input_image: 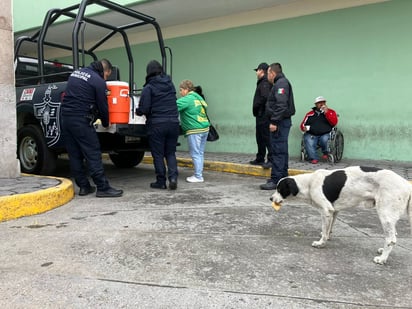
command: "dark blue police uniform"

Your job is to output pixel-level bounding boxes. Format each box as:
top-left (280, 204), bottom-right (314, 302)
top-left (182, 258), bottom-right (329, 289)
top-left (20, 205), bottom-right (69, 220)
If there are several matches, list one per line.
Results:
top-left (136, 61), bottom-right (179, 189)
top-left (252, 75), bottom-right (272, 165)
top-left (261, 73), bottom-right (295, 190)
top-left (61, 62), bottom-right (121, 197)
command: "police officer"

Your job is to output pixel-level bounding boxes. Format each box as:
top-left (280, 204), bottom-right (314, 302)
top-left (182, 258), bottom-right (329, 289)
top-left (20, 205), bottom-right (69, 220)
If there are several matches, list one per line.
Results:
top-left (61, 59), bottom-right (123, 197)
top-left (136, 60), bottom-right (180, 190)
top-left (250, 62), bottom-right (272, 169)
top-left (260, 62), bottom-right (295, 190)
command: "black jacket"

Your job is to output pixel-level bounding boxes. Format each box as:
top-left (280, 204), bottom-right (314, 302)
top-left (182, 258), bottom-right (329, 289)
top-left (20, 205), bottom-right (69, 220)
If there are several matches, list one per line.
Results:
top-left (136, 74), bottom-right (179, 126)
top-left (265, 73), bottom-right (295, 125)
top-left (62, 65), bottom-right (109, 126)
top-left (253, 75), bottom-right (271, 117)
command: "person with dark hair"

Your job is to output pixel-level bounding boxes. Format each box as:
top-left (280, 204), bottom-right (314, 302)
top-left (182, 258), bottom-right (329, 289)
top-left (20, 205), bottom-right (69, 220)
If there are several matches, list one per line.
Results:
top-left (194, 85), bottom-right (205, 99)
top-left (273, 62), bottom-right (282, 72)
top-left (61, 58), bottom-right (123, 197)
top-left (250, 62), bottom-right (272, 169)
top-left (260, 62), bottom-right (295, 190)
top-left (136, 60), bottom-right (180, 190)
top-left (177, 80), bottom-right (210, 183)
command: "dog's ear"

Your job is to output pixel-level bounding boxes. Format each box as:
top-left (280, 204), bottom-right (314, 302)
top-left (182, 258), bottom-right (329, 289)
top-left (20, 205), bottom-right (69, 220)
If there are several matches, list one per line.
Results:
top-left (276, 179), bottom-right (286, 197)
top-left (286, 178), bottom-right (299, 196)
top-left (277, 178), bottom-right (293, 198)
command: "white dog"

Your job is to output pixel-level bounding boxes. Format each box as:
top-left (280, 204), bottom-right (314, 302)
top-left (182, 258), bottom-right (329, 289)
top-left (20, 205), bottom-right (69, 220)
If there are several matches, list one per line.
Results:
top-left (270, 166), bottom-right (412, 264)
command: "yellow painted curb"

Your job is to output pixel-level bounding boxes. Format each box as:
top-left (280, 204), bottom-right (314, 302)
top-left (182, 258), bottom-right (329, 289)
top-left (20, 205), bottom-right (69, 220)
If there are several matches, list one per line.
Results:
top-left (143, 156), bottom-right (312, 178)
top-left (144, 156), bottom-right (412, 182)
top-left (0, 175), bottom-right (74, 222)
top-left (24, 154), bottom-right (412, 182)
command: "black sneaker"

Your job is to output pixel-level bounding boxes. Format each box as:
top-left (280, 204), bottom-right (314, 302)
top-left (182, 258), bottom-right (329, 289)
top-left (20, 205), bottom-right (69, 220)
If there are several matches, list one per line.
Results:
top-left (150, 182), bottom-right (167, 189)
top-left (262, 161), bottom-right (272, 169)
top-left (249, 159), bottom-right (264, 166)
top-left (79, 186), bottom-right (96, 196)
top-left (96, 187), bottom-right (123, 197)
top-left (260, 181), bottom-right (277, 190)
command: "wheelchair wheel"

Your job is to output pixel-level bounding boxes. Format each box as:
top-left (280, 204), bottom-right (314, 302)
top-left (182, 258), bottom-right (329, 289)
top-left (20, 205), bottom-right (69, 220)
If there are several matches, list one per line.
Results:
top-left (300, 138), bottom-right (308, 161)
top-left (328, 130), bottom-right (344, 163)
top-left (326, 128), bottom-right (344, 163)
top-left (301, 150), bottom-right (307, 161)
top-left (328, 153), bottom-right (335, 164)
top-left (333, 131), bottom-right (344, 162)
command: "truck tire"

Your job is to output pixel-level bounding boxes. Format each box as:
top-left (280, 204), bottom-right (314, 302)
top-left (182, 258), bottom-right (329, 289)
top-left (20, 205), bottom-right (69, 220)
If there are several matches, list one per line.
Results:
top-left (17, 125), bottom-right (57, 175)
top-left (109, 151), bottom-right (145, 168)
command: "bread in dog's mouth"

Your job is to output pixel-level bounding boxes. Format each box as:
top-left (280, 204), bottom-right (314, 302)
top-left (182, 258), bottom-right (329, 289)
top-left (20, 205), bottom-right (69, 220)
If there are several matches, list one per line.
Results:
top-left (271, 201), bottom-right (282, 211)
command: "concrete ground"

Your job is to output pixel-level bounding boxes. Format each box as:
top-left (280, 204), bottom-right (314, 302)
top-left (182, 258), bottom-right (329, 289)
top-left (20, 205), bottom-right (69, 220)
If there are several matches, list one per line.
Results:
top-left (1, 152), bottom-right (411, 222)
top-left (0, 155), bottom-right (411, 308)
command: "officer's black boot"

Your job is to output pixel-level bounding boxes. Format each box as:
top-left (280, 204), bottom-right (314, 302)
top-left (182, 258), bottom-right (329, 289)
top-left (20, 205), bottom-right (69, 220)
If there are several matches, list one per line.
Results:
top-left (150, 182), bottom-right (167, 189)
top-left (96, 186), bottom-right (123, 197)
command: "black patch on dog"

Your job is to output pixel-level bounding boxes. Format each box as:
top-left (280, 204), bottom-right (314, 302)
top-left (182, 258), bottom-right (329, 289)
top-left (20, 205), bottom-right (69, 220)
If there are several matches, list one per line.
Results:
top-left (322, 171), bottom-right (347, 204)
top-left (277, 178), bottom-right (299, 198)
top-left (360, 166), bottom-right (382, 173)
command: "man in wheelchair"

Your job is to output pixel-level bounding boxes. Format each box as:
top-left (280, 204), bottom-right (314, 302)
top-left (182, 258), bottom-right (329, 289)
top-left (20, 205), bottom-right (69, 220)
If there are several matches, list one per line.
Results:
top-left (300, 96), bottom-right (338, 164)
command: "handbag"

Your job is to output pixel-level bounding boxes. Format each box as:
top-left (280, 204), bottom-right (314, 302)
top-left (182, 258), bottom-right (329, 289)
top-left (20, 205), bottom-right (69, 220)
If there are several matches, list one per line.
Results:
top-left (201, 101), bottom-right (219, 142)
top-left (207, 124), bottom-right (219, 142)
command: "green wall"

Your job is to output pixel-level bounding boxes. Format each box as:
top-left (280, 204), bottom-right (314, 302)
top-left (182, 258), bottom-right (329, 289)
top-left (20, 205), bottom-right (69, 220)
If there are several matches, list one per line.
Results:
top-left (14, 0), bottom-right (412, 161)
top-left (128, 0), bottom-right (412, 161)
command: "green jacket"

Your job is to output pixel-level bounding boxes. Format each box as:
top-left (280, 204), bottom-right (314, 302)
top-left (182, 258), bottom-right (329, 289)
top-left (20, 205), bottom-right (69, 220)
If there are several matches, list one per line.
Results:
top-left (177, 91), bottom-right (210, 136)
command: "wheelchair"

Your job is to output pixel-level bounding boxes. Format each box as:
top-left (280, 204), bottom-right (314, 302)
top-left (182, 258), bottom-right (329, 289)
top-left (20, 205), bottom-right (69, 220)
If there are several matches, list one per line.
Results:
top-left (300, 127), bottom-right (344, 163)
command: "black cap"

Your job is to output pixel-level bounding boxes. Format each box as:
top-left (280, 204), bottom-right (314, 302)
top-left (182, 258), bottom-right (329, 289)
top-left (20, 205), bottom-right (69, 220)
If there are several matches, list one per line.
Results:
top-left (254, 62), bottom-right (269, 71)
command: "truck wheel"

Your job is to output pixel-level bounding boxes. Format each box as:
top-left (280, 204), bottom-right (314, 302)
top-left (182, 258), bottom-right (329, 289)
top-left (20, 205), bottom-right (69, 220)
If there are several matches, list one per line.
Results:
top-left (109, 151), bottom-right (145, 168)
top-left (17, 125), bottom-right (57, 175)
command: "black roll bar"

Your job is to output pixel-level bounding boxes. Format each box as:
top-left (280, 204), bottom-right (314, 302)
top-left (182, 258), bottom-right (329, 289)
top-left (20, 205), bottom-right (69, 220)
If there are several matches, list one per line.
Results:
top-left (15, 0), bottom-right (170, 87)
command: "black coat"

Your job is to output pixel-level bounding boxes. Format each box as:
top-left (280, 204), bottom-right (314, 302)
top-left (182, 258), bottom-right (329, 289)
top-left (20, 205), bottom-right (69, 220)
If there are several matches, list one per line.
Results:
top-left (62, 65), bottom-right (109, 127)
top-left (253, 75), bottom-right (271, 117)
top-left (265, 73), bottom-right (295, 125)
top-left (136, 74), bottom-right (179, 126)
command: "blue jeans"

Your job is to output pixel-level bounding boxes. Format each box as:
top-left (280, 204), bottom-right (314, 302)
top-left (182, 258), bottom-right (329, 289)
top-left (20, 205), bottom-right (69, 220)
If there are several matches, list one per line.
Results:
top-left (304, 132), bottom-right (329, 160)
top-left (187, 132), bottom-right (208, 178)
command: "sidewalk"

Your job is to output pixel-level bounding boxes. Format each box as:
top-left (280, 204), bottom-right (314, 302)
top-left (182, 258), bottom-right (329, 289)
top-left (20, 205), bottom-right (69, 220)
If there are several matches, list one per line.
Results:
top-left (0, 174), bottom-right (74, 222)
top-left (1, 151), bottom-right (411, 222)
top-left (194, 151), bottom-right (412, 180)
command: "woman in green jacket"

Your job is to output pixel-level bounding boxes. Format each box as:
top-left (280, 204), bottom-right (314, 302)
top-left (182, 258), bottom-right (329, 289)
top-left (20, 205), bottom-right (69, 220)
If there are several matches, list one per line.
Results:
top-left (177, 80), bottom-right (210, 183)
